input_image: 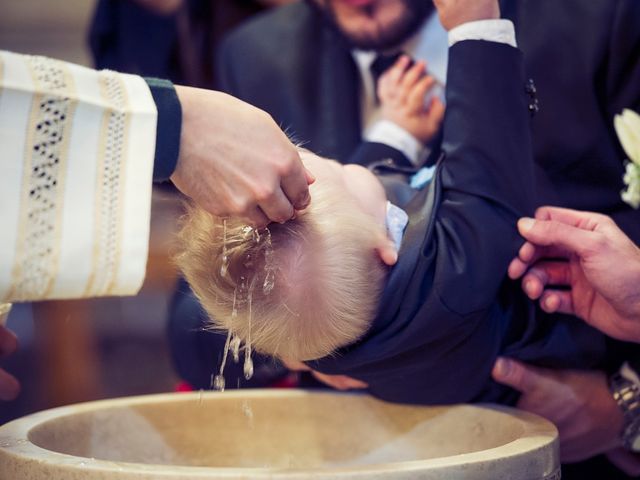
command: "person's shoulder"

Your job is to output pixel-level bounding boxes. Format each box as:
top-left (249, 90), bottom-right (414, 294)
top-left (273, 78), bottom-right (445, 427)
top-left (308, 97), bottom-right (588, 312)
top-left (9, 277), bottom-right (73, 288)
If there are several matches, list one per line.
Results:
top-left (221, 2), bottom-right (320, 53)
top-left (504, 0), bottom-right (637, 29)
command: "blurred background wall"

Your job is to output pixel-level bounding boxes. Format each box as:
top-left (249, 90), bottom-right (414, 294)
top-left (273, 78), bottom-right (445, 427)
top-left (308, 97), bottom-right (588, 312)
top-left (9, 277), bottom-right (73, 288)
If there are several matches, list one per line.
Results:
top-left (0, 0), bottom-right (94, 65)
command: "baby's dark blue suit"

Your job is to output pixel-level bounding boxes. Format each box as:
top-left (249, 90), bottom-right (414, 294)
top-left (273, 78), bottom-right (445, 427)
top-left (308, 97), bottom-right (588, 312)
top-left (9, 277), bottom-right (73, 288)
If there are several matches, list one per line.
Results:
top-left (305, 39), bottom-right (606, 405)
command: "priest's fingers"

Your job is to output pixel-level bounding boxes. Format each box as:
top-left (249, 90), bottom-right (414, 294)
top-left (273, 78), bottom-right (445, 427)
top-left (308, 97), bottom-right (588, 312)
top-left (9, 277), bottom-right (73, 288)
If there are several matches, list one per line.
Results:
top-left (0, 369), bottom-right (20, 401)
top-left (279, 161), bottom-right (314, 212)
top-left (491, 357), bottom-right (557, 395)
top-left (243, 206), bottom-right (270, 229)
top-left (520, 261), bottom-right (571, 300)
top-left (258, 187), bottom-right (294, 225)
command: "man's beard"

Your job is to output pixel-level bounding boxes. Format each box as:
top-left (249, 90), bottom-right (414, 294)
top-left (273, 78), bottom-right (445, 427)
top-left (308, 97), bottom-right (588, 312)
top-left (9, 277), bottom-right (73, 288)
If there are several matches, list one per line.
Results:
top-left (308, 0), bottom-right (434, 51)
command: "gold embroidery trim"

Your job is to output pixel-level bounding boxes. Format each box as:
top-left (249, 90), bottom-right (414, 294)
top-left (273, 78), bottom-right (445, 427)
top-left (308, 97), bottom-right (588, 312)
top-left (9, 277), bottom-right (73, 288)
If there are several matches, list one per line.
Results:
top-left (84, 72), bottom-right (130, 297)
top-left (7, 55), bottom-right (77, 301)
top-left (107, 82), bottom-right (131, 296)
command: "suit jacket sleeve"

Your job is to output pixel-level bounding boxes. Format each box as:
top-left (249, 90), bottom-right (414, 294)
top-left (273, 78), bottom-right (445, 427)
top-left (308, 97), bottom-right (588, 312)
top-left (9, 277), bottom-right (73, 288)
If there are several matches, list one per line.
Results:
top-left (428, 40), bottom-right (534, 315)
top-left (375, 40), bottom-right (536, 402)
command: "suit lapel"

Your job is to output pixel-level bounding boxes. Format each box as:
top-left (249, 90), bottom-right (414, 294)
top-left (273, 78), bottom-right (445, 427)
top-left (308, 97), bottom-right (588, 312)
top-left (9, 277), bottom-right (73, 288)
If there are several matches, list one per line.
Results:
top-left (316, 29), bottom-right (362, 161)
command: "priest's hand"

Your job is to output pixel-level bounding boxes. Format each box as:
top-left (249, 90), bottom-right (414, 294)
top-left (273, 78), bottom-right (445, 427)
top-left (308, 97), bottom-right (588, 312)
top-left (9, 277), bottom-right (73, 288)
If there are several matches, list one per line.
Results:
top-left (0, 326), bottom-right (19, 401)
top-left (509, 206), bottom-right (640, 343)
top-left (172, 87), bottom-right (314, 227)
top-left (492, 357), bottom-right (623, 463)
top-left (433, 0), bottom-right (500, 31)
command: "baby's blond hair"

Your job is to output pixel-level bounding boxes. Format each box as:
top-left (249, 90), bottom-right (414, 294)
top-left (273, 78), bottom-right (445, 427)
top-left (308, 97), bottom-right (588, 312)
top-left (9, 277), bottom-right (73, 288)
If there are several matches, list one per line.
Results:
top-left (175, 173), bottom-right (387, 361)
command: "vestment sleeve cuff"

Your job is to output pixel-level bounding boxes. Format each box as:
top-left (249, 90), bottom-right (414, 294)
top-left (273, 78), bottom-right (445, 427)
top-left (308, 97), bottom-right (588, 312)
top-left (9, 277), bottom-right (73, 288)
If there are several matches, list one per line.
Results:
top-left (144, 77), bottom-right (182, 182)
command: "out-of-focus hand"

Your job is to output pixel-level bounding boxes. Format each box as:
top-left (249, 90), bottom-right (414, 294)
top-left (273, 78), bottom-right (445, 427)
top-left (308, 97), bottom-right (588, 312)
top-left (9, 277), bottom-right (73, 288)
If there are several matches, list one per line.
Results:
top-left (509, 206), bottom-right (640, 343)
top-left (433, 0), bottom-right (500, 31)
top-left (492, 357), bottom-right (623, 463)
top-left (283, 360), bottom-right (369, 391)
top-left (0, 325), bottom-right (19, 401)
top-left (172, 87), bottom-right (314, 227)
top-left (378, 56), bottom-right (445, 145)
top-left (606, 448), bottom-right (640, 477)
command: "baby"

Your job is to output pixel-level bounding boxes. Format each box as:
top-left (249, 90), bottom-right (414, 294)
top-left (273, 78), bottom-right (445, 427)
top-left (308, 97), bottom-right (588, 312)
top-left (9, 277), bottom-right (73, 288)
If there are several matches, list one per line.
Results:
top-left (175, 15), bottom-right (605, 405)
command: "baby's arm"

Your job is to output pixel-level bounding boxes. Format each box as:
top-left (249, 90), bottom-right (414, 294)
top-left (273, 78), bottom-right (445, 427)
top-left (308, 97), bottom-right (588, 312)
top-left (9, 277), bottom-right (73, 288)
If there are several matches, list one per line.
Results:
top-left (377, 57), bottom-right (445, 146)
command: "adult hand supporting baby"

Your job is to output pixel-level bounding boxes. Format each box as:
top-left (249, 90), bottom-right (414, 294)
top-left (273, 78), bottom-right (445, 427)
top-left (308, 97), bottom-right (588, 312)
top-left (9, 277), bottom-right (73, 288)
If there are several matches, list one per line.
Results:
top-left (491, 358), bottom-right (625, 464)
top-left (0, 325), bottom-right (20, 401)
top-left (508, 206), bottom-right (640, 343)
top-left (171, 87), bottom-right (314, 227)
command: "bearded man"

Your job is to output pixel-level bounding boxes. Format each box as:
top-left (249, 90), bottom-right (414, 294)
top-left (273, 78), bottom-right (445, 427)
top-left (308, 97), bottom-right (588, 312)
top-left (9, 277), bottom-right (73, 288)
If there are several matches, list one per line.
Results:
top-left (215, 0), bottom-right (640, 245)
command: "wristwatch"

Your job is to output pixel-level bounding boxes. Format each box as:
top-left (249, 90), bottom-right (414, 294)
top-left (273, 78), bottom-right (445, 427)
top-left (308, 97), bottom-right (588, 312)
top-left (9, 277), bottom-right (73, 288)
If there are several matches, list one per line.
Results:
top-left (610, 365), bottom-right (640, 452)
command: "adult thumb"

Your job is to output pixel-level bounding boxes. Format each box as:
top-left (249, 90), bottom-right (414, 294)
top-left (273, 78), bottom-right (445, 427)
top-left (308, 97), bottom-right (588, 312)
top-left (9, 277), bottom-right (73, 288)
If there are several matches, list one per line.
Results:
top-left (491, 357), bottom-right (549, 394)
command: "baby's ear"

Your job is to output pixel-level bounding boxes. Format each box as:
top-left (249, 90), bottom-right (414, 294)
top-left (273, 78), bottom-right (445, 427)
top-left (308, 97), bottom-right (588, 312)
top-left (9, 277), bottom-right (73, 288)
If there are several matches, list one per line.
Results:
top-left (375, 235), bottom-right (398, 266)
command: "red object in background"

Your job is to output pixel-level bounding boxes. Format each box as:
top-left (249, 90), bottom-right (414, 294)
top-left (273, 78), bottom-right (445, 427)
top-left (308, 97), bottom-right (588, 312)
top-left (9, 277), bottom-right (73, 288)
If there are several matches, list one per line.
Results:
top-left (174, 373), bottom-right (299, 393)
top-left (175, 381), bottom-right (194, 392)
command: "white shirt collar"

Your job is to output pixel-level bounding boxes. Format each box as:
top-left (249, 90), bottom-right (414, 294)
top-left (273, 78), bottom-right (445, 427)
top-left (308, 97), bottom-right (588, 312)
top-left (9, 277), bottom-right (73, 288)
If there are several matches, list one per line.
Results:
top-left (386, 201), bottom-right (409, 251)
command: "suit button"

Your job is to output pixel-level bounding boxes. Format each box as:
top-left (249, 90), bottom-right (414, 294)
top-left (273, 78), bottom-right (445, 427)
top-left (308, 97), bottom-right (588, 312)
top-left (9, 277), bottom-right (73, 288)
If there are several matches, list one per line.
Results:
top-left (525, 78), bottom-right (537, 95)
top-left (528, 99), bottom-right (540, 116)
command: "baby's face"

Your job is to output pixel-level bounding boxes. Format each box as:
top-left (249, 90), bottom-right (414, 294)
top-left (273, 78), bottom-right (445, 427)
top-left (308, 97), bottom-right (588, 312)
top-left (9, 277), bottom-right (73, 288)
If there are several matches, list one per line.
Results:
top-left (301, 152), bottom-right (388, 225)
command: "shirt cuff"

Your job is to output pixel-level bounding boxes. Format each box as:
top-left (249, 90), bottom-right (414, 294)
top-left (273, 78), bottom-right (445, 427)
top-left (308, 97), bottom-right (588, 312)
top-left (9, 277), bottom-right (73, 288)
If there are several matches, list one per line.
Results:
top-left (364, 120), bottom-right (424, 166)
top-left (144, 77), bottom-right (182, 182)
top-left (448, 19), bottom-right (517, 48)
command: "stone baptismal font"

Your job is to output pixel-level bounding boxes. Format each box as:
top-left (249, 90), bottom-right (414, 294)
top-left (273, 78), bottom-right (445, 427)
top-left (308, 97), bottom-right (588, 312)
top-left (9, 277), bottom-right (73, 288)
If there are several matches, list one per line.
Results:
top-left (0, 389), bottom-right (559, 479)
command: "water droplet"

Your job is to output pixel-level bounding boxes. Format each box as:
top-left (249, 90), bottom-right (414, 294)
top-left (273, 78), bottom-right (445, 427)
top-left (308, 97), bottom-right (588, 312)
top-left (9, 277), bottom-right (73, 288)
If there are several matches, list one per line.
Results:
top-left (213, 330), bottom-right (233, 392)
top-left (244, 288), bottom-right (254, 380)
top-left (242, 225), bottom-right (253, 239)
top-left (220, 255), bottom-right (229, 277)
top-left (220, 219), bottom-right (229, 277)
top-left (243, 253), bottom-right (254, 269)
top-left (244, 354), bottom-right (254, 380)
top-left (213, 374), bottom-right (226, 391)
top-left (231, 288), bottom-right (238, 318)
top-left (231, 335), bottom-right (241, 363)
top-left (263, 270), bottom-right (275, 295)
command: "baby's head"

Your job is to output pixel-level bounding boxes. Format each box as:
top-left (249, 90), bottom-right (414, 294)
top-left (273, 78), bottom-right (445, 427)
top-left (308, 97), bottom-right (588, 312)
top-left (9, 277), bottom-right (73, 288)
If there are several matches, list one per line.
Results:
top-left (176, 152), bottom-right (398, 361)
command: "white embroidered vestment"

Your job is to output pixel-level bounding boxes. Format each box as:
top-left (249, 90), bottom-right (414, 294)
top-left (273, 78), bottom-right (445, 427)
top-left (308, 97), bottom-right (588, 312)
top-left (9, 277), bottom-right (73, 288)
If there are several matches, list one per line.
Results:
top-left (0, 50), bottom-right (157, 302)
